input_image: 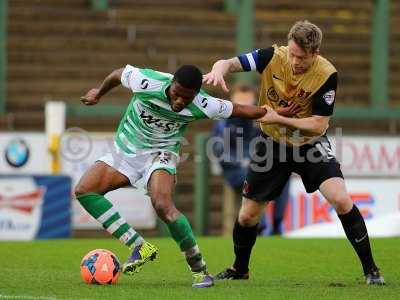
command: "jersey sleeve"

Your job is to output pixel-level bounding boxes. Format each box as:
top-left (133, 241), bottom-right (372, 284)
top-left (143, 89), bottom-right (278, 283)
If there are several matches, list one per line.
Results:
top-left (312, 72), bottom-right (338, 116)
top-left (237, 47), bottom-right (274, 73)
top-left (121, 64), bottom-right (169, 93)
top-left (192, 93), bottom-right (233, 120)
top-left (121, 64), bottom-right (141, 91)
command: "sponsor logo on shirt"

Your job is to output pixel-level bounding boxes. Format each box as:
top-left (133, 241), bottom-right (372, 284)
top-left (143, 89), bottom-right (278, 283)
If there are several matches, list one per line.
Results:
top-left (140, 79), bottom-right (149, 89)
top-left (200, 97), bottom-right (208, 108)
top-left (135, 103), bottom-right (182, 133)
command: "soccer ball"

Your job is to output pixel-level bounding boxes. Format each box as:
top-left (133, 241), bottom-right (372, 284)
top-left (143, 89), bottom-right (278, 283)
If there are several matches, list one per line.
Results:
top-left (80, 249), bottom-right (121, 285)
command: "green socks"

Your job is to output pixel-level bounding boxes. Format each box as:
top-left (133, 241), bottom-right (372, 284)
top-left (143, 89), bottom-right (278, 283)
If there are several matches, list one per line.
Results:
top-left (77, 194), bottom-right (206, 271)
top-left (77, 193), bottom-right (144, 248)
top-left (167, 214), bottom-right (206, 272)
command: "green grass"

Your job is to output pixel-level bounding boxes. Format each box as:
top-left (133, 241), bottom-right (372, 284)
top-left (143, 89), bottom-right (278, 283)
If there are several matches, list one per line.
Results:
top-left (0, 237), bottom-right (399, 300)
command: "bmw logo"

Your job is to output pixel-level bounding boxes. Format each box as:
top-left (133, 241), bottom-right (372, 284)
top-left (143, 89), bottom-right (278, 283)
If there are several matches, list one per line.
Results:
top-left (4, 138), bottom-right (30, 168)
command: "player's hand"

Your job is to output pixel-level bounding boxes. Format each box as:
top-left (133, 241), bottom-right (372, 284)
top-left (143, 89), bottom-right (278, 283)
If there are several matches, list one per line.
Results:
top-left (257, 105), bottom-right (280, 124)
top-left (275, 101), bottom-right (302, 117)
top-left (80, 88), bottom-right (101, 105)
top-left (203, 61), bottom-right (229, 92)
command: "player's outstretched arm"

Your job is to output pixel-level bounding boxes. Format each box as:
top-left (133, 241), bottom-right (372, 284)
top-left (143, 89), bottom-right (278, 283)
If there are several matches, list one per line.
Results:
top-left (203, 57), bottom-right (243, 92)
top-left (227, 102), bottom-right (300, 120)
top-left (258, 105), bottom-right (329, 135)
top-left (230, 103), bottom-right (267, 119)
top-left (80, 68), bottom-right (124, 105)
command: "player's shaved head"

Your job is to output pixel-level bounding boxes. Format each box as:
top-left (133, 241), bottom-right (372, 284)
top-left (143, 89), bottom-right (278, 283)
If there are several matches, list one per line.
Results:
top-left (173, 65), bottom-right (203, 92)
top-left (168, 65), bottom-right (203, 112)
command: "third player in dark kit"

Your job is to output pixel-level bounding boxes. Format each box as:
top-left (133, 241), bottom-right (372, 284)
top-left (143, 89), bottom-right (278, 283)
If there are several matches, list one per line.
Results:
top-left (204, 20), bottom-right (384, 285)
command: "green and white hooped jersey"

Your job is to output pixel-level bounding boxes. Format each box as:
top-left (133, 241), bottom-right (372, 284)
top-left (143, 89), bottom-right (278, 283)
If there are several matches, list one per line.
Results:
top-left (116, 65), bottom-right (233, 156)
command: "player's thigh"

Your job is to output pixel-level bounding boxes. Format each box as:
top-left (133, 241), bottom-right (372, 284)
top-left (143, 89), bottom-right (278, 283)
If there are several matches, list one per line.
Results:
top-left (295, 136), bottom-right (343, 194)
top-left (238, 197), bottom-right (267, 226)
top-left (146, 151), bottom-right (178, 207)
top-left (75, 161), bottom-right (131, 195)
top-left (240, 139), bottom-right (291, 226)
top-left (148, 169), bottom-right (179, 221)
top-left (244, 134), bottom-right (292, 202)
top-left (148, 169), bottom-right (175, 199)
top-left (319, 177), bottom-right (352, 214)
top-left (244, 159), bottom-right (292, 203)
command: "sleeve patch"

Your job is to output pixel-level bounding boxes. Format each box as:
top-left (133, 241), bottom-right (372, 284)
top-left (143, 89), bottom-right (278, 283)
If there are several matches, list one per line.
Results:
top-left (121, 65), bottom-right (166, 93)
top-left (193, 94), bottom-right (233, 120)
top-left (218, 100), bottom-right (228, 114)
top-left (323, 90), bottom-right (335, 105)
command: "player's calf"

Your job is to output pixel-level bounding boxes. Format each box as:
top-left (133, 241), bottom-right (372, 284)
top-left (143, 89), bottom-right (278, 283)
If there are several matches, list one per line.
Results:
top-left (166, 213), bottom-right (214, 288)
top-left (149, 171), bottom-right (213, 287)
top-left (76, 192), bottom-right (145, 248)
top-left (337, 205), bottom-right (384, 285)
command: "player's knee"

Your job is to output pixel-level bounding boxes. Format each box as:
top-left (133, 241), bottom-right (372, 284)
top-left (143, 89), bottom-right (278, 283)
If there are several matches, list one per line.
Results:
top-left (74, 183), bottom-right (99, 199)
top-left (238, 210), bottom-right (260, 227)
top-left (153, 202), bottom-right (179, 223)
top-left (74, 184), bottom-right (88, 199)
top-left (151, 192), bottom-right (178, 223)
top-left (330, 192), bottom-right (352, 214)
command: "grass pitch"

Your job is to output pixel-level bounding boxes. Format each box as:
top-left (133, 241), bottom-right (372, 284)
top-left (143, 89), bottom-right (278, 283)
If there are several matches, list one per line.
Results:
top-left (0, 237), bottom-right (399, 300)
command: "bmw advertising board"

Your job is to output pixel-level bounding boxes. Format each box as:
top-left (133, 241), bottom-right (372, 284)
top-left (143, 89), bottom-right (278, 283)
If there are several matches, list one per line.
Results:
top-left (0, 133), bottom-right (49, 173)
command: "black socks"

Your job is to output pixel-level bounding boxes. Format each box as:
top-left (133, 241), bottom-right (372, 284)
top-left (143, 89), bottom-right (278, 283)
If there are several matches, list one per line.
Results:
top-left (338, 205), bottom-right (377, 274)
top-left (232, 219), bottom-right (258, 274)
top-left (232, 205), bottom-right (377, 276)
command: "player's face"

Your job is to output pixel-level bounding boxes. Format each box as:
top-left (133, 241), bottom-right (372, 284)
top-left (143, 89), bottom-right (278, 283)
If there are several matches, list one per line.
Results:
top-left (168, 81), bottom-right (198, 112)
top-left (287, 40), bottom-right (318, 75)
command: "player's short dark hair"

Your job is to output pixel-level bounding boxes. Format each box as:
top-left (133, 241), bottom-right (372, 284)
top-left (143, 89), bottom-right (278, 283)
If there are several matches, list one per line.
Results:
top-left (173, 65), bottom-right (203, 92)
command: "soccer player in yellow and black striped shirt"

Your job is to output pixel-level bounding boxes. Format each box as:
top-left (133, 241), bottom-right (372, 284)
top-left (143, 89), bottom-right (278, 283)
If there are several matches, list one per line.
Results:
top-left (204, 20), bottom-right (384, 285)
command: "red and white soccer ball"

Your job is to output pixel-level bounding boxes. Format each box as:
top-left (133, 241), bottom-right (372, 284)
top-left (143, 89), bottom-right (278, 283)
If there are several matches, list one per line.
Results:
top-left (80, 249), bottom-right (121, 285)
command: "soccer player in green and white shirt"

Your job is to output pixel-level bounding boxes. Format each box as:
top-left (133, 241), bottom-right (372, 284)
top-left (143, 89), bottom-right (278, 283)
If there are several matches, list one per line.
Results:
top-left (76, 64), bottom-right (267, 288)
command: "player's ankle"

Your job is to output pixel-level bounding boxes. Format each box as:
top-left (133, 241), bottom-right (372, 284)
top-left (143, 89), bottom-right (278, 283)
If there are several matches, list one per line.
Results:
top-left (231, 266), bottom-right (249, 275)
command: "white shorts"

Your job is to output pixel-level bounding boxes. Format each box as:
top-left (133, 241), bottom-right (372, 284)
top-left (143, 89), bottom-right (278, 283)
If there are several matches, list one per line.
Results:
top-left (97, 143), bottom-right (178, 190)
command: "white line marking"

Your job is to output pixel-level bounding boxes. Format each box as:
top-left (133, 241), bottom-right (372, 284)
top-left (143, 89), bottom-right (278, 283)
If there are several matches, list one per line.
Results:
top-left (0, 295), bottom-right (56, 300)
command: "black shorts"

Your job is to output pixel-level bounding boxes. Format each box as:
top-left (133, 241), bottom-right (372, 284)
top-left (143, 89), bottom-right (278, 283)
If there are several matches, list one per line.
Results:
top-left (242, 133), bottom-right (343, 202)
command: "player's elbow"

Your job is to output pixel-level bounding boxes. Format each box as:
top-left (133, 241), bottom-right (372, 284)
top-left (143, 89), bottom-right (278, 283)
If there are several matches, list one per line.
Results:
top-left (310, 117), bottom-right (329, 135)
top-left (315, 123), bottom-right (329, 136)
top-left (310, 124), bottom-right (327, 136)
